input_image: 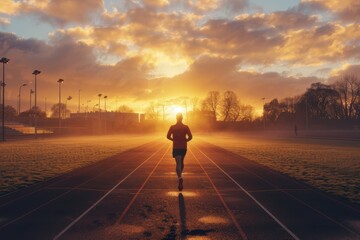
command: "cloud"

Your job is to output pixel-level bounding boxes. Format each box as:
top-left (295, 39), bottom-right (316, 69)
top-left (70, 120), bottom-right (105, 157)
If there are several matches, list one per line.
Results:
top-left (159, 56), bottom-right (317, 106)
top-left (0, 0), bottom-right (20, 15)
top-left (0, 31), bottom-right (151, 109)
top-left (187, 0), bottom-right (221, 12)
top-left (0, 18), bottom-right (11, 26)
top-left (46, 4), bottom-right (360, 79)
top-left (329, 64), bottom-right (360, 78)
top-left (19, 0), bottom-right (104, 26)
top-left (143, 0), bottom-right (170, 8)
top-left (300, 0), bottom-right (360, 22)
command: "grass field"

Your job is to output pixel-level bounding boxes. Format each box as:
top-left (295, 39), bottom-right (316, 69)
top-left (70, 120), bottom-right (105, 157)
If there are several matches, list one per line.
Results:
top-left (200, 132), bottom-right (360, 204)
top-left (0, 134), bottom-right (160, 194)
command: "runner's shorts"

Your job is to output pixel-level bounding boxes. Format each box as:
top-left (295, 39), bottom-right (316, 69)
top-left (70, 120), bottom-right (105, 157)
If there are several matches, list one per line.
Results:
top-left (173, 149), bottom-right (187, 158)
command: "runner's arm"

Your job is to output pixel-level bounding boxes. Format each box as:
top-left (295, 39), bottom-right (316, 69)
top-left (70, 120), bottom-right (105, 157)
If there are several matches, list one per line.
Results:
top-left (186, 126), bottom-right (193, 142)
top-left (167, 126), bottom-right (173, 141)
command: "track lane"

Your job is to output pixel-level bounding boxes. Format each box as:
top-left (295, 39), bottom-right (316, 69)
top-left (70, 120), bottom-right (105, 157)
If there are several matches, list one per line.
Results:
top-left (61, 143), bottom-right (243, 239)
top-left (189, 148), bottom-right (248, 239)
top-left (53, 144), bottom-right (171, 239)
top-left (0, 141), bottom-right (167, 239)
top-left (0, 141), bottom-right (162, 207)
top-left (193, 140), bottom-right (360, 239)
top-left (1, 139), bottom-right (360, 239)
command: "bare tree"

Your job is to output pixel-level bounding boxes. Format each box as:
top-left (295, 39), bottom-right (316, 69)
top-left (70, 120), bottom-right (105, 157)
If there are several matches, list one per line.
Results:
top-left (221, 90), bottom-right (239, 121)
top-left (334, 75), bottom-right (360, 120)
top-left (145, 102), bottom-right (160, 120)
top-left (202, 91), bottom-right (220, 121)
top-left (190, 97), bottom-right (199, 112)
top-left (51, 103), bottom-right (70, 119)
top-left (238, 104), bottom-right (254, 121)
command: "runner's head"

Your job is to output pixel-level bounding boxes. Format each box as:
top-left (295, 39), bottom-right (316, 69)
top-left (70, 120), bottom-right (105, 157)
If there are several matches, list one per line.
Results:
top-left (176, 112), bottom-right (183, 122)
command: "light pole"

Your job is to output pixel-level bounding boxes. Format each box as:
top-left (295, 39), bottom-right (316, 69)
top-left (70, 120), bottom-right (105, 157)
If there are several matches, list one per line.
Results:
top-left (32, 70), bottom-right (41, 138)
top-left (18, 83), bottom-right (27, 115)
top-left (98, 94), bottom-right (102, 112)
top-left (30, 89), bottom-right (34, 110)
top-left (1, 57), bottom-right (10, 141)
top-left (57, 79), bottom-right (64, 129)
top-left (104, 95), bottom-right (107, 112)
top-left (65, 96), bottom-right (72, 118)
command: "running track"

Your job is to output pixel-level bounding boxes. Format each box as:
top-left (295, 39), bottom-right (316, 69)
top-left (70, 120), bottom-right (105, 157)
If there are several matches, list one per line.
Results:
top-left (1, 140), bottom-right (360, 239)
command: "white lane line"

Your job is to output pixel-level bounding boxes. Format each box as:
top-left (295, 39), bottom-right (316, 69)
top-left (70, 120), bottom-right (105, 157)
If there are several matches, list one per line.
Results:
top-left (0, 143), bottom-right (164, 231)
top-left (53, 145), bottom-right (166, 240)
top-left (202, 143), bottom-right (360, 237)
top-left (190, 149), bottom-right (248, 240)
top-left (115, 145), bottom-right (170, 225)
top-left (0, 141), bottom-right (162, 207)
top-left (194, 145), bottom-right (300, 240)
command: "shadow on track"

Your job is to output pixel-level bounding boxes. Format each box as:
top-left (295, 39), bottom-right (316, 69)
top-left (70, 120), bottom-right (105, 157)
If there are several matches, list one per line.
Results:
top-left (178, 193), bottom-right (215, 239)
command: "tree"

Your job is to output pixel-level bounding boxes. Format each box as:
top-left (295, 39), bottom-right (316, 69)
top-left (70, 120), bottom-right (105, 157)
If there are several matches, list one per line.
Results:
top-left (18, 107), bottom-right (46, 119)
top-left (118, 105), bottom-right (134, 113)
top-left (302, 82), bottom-right (341, 120)
top-left (145, 102), bottom-right (160, 120)
top-left (51, 103), bottom-right (70, 118)
top-left (334, 75), bottom-right (360, 120)
top-left (220, 91), bottom-right (240, 121)
top-left (202, 91), bottom-right (220, 121)
top-left (0, 105), bottom-right (17, 120)
top-left (264, 99), bottom-right (282, 123)
top-left (238, 104), bottom-right (254, 121)
top-left (280, 97), bottom-right (295, 113)
top-left (190, 97), bottom-right (199, 112)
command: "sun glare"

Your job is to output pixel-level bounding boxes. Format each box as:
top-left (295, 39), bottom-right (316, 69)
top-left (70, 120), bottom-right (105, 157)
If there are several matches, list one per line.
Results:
top-left (170, 105), bottom-right (185, 115)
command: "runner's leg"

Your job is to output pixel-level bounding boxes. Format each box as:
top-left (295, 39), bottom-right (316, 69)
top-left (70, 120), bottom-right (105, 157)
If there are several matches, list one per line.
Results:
top-left (181, 156), bottom-right (184, 173)
top-left (175, 155), bottom-right (182, 178)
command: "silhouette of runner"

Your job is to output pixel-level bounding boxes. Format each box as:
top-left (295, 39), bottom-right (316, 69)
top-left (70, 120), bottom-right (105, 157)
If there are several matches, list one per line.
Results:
top-left (167, 113), bottom-right (192, 191)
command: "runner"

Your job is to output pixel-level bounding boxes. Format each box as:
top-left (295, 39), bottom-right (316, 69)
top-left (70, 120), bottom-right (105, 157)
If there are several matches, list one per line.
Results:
top-left (167, 113), bottom-right (193, 191)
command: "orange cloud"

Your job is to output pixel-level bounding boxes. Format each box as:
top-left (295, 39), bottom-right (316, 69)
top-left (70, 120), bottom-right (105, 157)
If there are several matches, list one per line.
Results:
top-left (143, 0), bottom-right (170, 8)
top-left (301, 0), bottom-right (360, 21)
top-left (187, 0), bottom-right (221, 11)
top-left (0, 0), bottom-right (20, 15)
top-left (19, 0), bottom-right (104, 26)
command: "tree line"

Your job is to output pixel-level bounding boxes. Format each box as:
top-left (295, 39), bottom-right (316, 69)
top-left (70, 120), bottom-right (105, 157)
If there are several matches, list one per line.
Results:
top-left (263, 75), bottom-right (360, 128)
top-left (144, 74), bottom-right (360, 129)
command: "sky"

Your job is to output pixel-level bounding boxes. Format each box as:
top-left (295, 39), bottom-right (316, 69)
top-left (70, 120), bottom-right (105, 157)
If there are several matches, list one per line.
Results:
top-left (1, 0), bottom-right (360, 115)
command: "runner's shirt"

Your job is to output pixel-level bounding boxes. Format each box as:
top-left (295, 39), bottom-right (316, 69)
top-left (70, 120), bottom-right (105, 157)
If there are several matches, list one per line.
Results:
top-left (167, 123), bottom-right (192, 149)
